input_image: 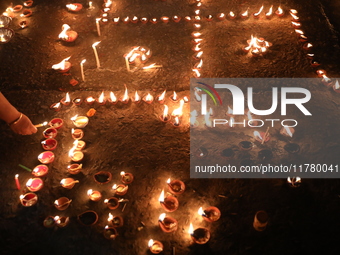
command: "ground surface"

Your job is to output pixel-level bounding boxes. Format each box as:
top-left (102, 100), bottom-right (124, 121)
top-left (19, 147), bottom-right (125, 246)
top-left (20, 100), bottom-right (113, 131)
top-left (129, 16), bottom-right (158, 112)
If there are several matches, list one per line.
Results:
top-left (0, 0), bottom-right (340, 255)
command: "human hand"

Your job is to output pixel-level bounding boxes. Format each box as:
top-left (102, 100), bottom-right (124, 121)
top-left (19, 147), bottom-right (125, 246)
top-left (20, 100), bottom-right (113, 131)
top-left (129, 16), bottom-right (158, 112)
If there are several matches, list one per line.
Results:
top-left (10, 113), bottom-right (37, 135)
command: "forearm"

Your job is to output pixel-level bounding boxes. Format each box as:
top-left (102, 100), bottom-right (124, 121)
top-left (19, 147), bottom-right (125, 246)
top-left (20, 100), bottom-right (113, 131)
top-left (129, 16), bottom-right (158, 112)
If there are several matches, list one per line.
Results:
top-left (0, 92), bottom-right (21, 124)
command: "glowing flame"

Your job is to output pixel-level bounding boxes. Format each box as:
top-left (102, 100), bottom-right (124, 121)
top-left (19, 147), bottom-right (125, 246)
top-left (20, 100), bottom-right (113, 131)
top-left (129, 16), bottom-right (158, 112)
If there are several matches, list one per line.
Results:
top-left (122, 85), bottom-right (129, 102)
top-left (158, 189), bottom-right (165, 203)
top-left (306, 43), bottom-right (313, 48)
top-left (166, 178), bottom-right (171, 184)
top-left (53, 102), bottom-right (61, 109)
top-left (229, 11), bottom-right (235, 18)
top-left (70, 114), bottom-right (78, 121)
top-left (134, 91), bottom-right (140, 102)
top-left (163, 105), bottom-right (169, 120)
top-left (66, 4), bottom-right (78, 11)
top-left (192, 32), bottom-right (201, 38)
top-left (193, 39), bottom-right (203, 43)
top-left (219, 13), bottom-right (225, 18)
top-left (148, 239), bottom-right (154, 248)
top-left (277, 6), bottom-right (283, 15)
top-left (290, 13), bottom-right (299, 20)
top-left (159, 213), bottom-right (166, 222)
top-left (196, 59), bottom-right (203, 69)
top-left (266, 5), bottom-right (273, 17)
top-left (87, 189), bottom-right (93, 196)
top-left (253, 131), bottom-right (263, 140)
top-left (158, 90), bottom-right (166, 101)
top-left (254, 5), bottom-right (264, 16)
top-left (54, 200), bottom-right (59, 206)
top-left (64, 92), bottom-right (70, 103)
top-left (290, 9), bottom-right (298, 15)
top-left (287, 176), bottom-right (301, 184)
top-left (110, 92), bottom-right (117, 102)
top-left (295, 29), bottom-right (304, 35)
top-left (68, 139), bottom-right (78, 158)
top-left (98, 91), bottom-right (105, 103)
top-left (194, 23), bottom-right (201, 29)
top-left (192, 69), bottom-right (201, 77)
top-left (174, 117), bottom-right (179, 126)
top-left (92, 41), bottom-right (101, 48)
top-left (284, 126), bottom-right (293, 137)
top-left (108, 213), bottom-right (113, 221)
top-left (145, 93), bottom-right (153, 102)
top-left (198, 207), bottom-right (204, 216)
top-left (112, 184), bottom-right (117, 190)
top-left (52, 57), bottom-right (70, 70)
top-left (188, 223), bottom-right (194, 235)
top-left (172, 99), bottom-right (184, 116)
top-left (120, 171), bottom-right (125, 176)
top-left (241, 8), bottom-right (249, 17)
top-left (195, 51), bottom-right (203, 59)
top-left (172, 91), bottom-right (177, 101)
top-left (86, 96), bottom-right (95, 103)
top-left (113, 17), bottom-right (120, 23)
top-left (58, 24), bottom-right (71, 40)
top-left (26, 178), bottom-right (33, 187)
top-left (194, 43), bottom-right (201, 52)
top-left (292, 21), bottom-right (301, 27)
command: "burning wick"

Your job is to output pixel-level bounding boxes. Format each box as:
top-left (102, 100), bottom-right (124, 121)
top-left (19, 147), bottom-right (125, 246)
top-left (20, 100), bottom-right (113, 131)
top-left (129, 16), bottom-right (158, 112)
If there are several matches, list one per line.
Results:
top-left (265, 5), bottom-right (273, 18)
top-left (88, 1), bottom-right (94, 9)
top-left (19, 21), bottom-right (27, 29)
top-left (52, 57), bottom-right (71, 72)
top-left (133, 91), bottom-right (140, 103)
top-left (157, 90), bottom-right (166, 103)
top-left (120, 85), bottom-right (130, 103)
top-left (87, 189), bottom-right (102, 201)
top-left (171, 91), bottom-right (178, 101)
top-left (34, 121), bottom-right (48, 128)
top-left (148, 239), bottom-right (163, 254)
top-left (172, 99), bottom-right (184, 117)
top-left (60, 92), bottom-right (71, 105)
top-left (287, 176), bottom-right (301, 188)
top-left (198, 207), bottom-right (207, 217)
top-left (143, 93), bottom-right (154, 104)
top-left (92, 41), bottom-right (101, 69)
top-left (173, 117), bottom-right (180, 127)
top-left (160, 105), bottom-right (170, 122)
top-left (241, 8), bottom-right (249, 18)
top-left (253, 5), bottom-right (264, 18)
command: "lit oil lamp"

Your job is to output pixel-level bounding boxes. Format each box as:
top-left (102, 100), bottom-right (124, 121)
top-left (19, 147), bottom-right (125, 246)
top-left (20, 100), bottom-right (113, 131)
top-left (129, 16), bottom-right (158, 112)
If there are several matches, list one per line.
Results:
top-left (194, 10), bottom-right (200, 16)
top-left (150, 18), bottom-right (157, 24)
top-left (104, 0), bottom-right (112, 8)
top-left (157, 90), bottom-right (166, 104)
top-left (104, 225), bottom-right (118, 240)
top-left (193, 23), bottom-right (201, 30)
top-left (244, 35), bottom-right (272, 56)
top-left (148, 239), bottom-right (163, 254)
top-left (101, 16), bottom-right (109, 24)
top-left (253, 5), bottom-right (263, 18)
top-left (287, 176), bottom-right (301, 187)
top-left (173, 117), bottom-right (180, 127)
top-left (253, 210), bottom-right (268, 231)
top-left (74, 140), bottom-right (86, 151)
top-left (58, 24), bottom-right (78, 42)
top-left (160, 105), bottom-right (171, 122)
top-left (19, 20), bottom-right (28, 28)
top-left (316, 69), bottom-right (326, 78)
top-left (275, 6), bottom-right (284, 17)
top-left (32, 165), bottom-right (48, 177)
top-left (193, 51), bottom-right (203, 60)
top-left (198, 206), bottom-right (221, 222)
top-left (52, 57), bottom-right (71, 73)
top-left (161, 16), bottom-right (169, 23)
top-left (191, 31), bottom-right (201, 38)
top-left (265, 5), bottom-right (273, 18)
top-left (158, 213), bottom-right (178, 233)
top-left (60, 178), bottom-right (79, 189)
top-left (60, 92), bottom-right (71, 105)
top-left (104, 197), bottom-right (119, 209)
top-left (41, 138), bottom-right (57, 151)
top-left (172, 99), bottom-right (184, 117)
top-left (96, 91), bottom-right (106, 105)
top-left (310, 59), bottom-right (321, 67)
top-left (241, 8), bottom-right (249, 19)
top-left (67, 163), bottom-right (82, 175)
top-left (47, 118), bottom-right (63, 130)
top-left (72, 97), bottom-right (82, 106)
top-left (253, 130), bottom-right (270, 143)
top-left (184, 16), bottom-right (192, 22)
top-left (120, 85), bottom-right (130, 104)
top-left (20, 193), bottom-right (38, 207)
top-left (94, 171), bottom-right (112, 184)
top-left (87, 189), bottom-right (102, 201)
top-left (66, 3), bottom-right (83, 12)
top-left (69, 141), bottom-right (84, 162)
top-left (194, 59), bottom-right (203, 70)
top-left (55, 216), bottom-right (70, 228)
top-left (140, 17), bottom-right (148, 23)
top-left (159, 190), bottom-right (179, 212)
top-left (85, 96), bottom-right (95, 105)
top-left (43, 127), bottom-right (57, 139)
top-left (280, 126), bottom-right (294, 138)
top-left (172, 15), bottom-right (181, 22)
top-left (24, 1), bottom-right (34, 7)
top-left (20, 9), bottom-right (32, 17)
top-left (143, 93), bottom-right (154, 104)
top-left (54, 197), bottom-right (72, 210)
top-left (3, 7), bottom-right (14, 18)
top-left (26, 178), bottom-right (43, 192)
top-left (167, 178), bottom-right (185, 195)
top-left (303, 42), bottom-right (313, 51)
top-left (112, 183), bottom-right (128, 196)
top-left (71, 128), bottom-right (84, 140)
top-left (123, 16), bottom-right (130, 24)
top-left (228, 11), bottom-right (236, 19)
top-left (205, 15), bottom-right (213, 21)
top-left (217, 13), bottom-right (225, 20)
top-left (38, 151), bottom-right (55, 164)
top-left (189, 223), bottom-right (210, 244)
top-left (291, 21), bottom-right (301, 28)
top-left (192, 68), bottom-right (201, 78)
top-left (131, 16), bottom-right (138, 24)
top-left (333, 80), bottom-right (340, 93)
top-left (108, 213), bottom-right (123, 227)
top-left (133, 91), bottom-right (141, 103)
top-left (290, 12), bottom-right (299, 21)
top-left (120, 171), bottom-right (134, 184)
top-left (193, 43), bottom-right (201, 52)
top-left (113, 17), bottom-right (120, 24)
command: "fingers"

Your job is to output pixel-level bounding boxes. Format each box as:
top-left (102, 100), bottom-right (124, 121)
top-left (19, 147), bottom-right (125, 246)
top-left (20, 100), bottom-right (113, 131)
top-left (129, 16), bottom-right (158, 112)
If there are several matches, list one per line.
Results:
top-left (10, 114), bottom-right (38, 135)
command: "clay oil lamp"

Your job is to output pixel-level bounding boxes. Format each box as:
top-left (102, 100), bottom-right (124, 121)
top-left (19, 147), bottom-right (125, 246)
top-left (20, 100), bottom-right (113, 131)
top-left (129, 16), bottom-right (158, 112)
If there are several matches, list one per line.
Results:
top-left (60, 92), bottom-right (71, 105)
top-left (217, 13), bottom-right (225, 20)
top-left (87, 108), bottom-right (96, 117)
top-left (130, 16), bottom-right (138, 24)
top-left (104, 197), bottom-right (119, 209)
top-left (24, 1), bottom-right (34, 7)
top-left (94, 171), bottom-right (112, 184)
top-left (172, 117), bottom-right (180, 127)
top-left (310, 59), bottom-right (321, 67)
top-left (122, 16), bottom-right (130, 24)
top-left (140, 17), bottom-right (148, 23)
top-left (160, 105), bottom-right (171, 122)
top-left (167, 178), bottom-right (185, 195)
top-left (54, 216), bottom-right (70, 228)
top-left (85, 96), bottom-right (95, 105)
top-left (157, 90), bottom-right (166, 104)
top-left (41, 138), bottom-right (57, 151)
top-left (108, 92), bottom-right (118, 104)
top-left (198, 206), bottom-right (221, 222)
top-left (74, 140), bottom-right (86, 151)
top-left (66, 3), bottom-right (83, 12)
top-left (148, 239), bottom-right (163, 254)
top-left (120, 171), bottom-right (134, 184)
top-left (158, 213), bottom-right (178, 233)
top-left (112, 184), bottom-right (128, 196)
top-left (321, 75), bottom-right (333, 87)
top-left (96, 91), bottom-right (106, 105)
top-left (172, 15), bottom-right (181, 23)
top-left (221, 148), bottom-right (235, 160)
top-left (0, 15), bottom-right (12, 28)
top-left (150, 18), bottom-right (157, 24)
top-left (50, 102), bottom-right (61, 112)
top-left (60, 178), bottom-right (79, 189)
top-left (71, 128), bottom-right (84, 140)
top-left (239, 141), bottom-right (253, 151)
top-left (104, 225), bottom-right (118, 240)
top-left (161, 16), bottom-right (169, 23)
top-left (20, 193), bottom-right (38, 207)
top-left (108, 213), bottom-right (123, 227)
top-left (43, 216), bottom-right (56, 228)
top-left (32, 165), bottom-right (48, 177)
top-left (253, 5), bottom-right (263, 18)
top-left (284, 143), bottom-right (300, 154)
top-left (38, 151), bottom-right (55, 164)
top-left (67, 163), bottom-right (82, 174)
top-left (143, 93), bottom-right (153, 104)
top-left (280, 126), bottom-right (295, 138)
top-left (87, 189), bottom-right (102, 201)
top-left (184, 16), bottom-right (192, 22)
top-left (20, 9), bottom-right (32, 17)
top-left (69, 142), bottom-right (84, 162)
top-left (303, 42), bottom-right (313, 51)
top-left (205, 15), bottom-right (213, 21)
top-left (71, 115), bottom-right (89, 128)
top-left (72, 97), bottom-right (82, 105)
top-left (189, 223), bottom-right (211, 244)
top-left (48, 118), bottom-right (63, 129)
top-left (52, 57), bottom-right (71, 73)
top-left (78, 210), bottom-right (98, 226)
top-left (133, 91), bottom-right (141, 104)
top-left (287, 176), bottom-right (302, 188)
top-left (58, 24), bottom-right (78, 42)
top-left (54, 197), bottom-right (72, 210)
top-left (253, 210), bottom-right (269, 231)
top-left (265, 5), bottom-right (273, 19)
top-left (228, 11), bottom-right (236, 20)
top-left (0, 28), bottom-right (14, 44)
top-left (120, 86), bottom-right (130, 104)
top-left (241, 9), bottom-right (249, 19)
top-left (253, 130), bottom-right (270, 144)
top-left (112, 17), bottom-right (120, 24)
top-left (170, 91), bottom-right (178, 102)
top-left (159, 190), bottom-right (179, 212)
top-left (191, 32), bottom-right (201, 38)
top-left (275, 6), bottom-right (284, 17)
top-left (43, 127), bottom-right (57, 139)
